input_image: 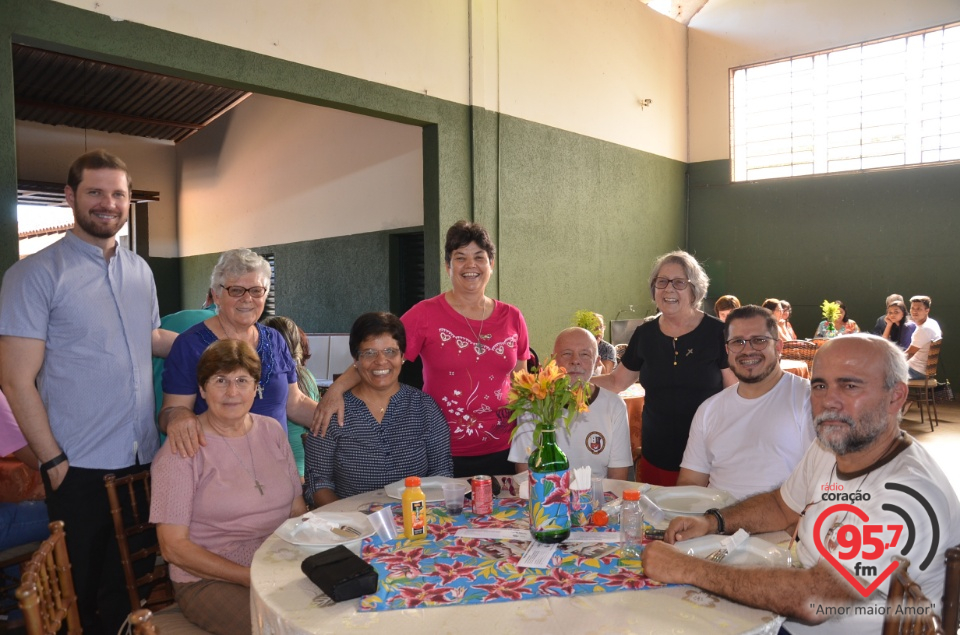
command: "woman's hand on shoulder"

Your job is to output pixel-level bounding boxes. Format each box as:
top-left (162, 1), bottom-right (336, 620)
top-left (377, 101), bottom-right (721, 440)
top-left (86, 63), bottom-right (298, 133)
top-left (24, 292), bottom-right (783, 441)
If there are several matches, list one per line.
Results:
top-left (163, 407), bottom-right (206, 458)
top-left (314, 389), bottom-right (345, 438)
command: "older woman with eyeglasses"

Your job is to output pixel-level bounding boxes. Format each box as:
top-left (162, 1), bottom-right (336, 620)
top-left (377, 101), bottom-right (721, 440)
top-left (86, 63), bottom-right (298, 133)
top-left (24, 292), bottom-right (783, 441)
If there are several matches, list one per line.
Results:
top-left (304, 312), bottom-right (453, 507)
top-left (593, 251), bottom-right (736, 486)
top-left (159, 249), bottom-right (320, 458)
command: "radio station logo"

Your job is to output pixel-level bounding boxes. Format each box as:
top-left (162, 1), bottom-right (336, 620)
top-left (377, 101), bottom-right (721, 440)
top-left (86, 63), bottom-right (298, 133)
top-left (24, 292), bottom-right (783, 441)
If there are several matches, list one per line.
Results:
top-left (813, 482), bottom-right (939, 598)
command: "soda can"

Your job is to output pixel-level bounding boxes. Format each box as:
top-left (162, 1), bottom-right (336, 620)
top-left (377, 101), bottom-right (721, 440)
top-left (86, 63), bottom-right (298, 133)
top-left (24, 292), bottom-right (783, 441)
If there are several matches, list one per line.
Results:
top-left (471, 475), bottom-right (493, 515)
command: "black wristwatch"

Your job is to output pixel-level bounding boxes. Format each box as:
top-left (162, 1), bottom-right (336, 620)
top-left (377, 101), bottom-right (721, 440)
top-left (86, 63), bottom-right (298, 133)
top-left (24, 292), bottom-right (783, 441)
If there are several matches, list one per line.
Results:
top-left (40, 451), bottom-right (68, 473)
top-left (704, 508), bottom-right (726, 535)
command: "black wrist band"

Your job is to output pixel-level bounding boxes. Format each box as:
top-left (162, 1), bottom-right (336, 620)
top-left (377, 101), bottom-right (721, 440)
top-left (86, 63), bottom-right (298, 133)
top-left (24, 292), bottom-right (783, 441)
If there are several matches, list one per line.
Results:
top-left (704, 508), bottom-right (726, 535)
top-left (40, 452), bottom-right (68, 473)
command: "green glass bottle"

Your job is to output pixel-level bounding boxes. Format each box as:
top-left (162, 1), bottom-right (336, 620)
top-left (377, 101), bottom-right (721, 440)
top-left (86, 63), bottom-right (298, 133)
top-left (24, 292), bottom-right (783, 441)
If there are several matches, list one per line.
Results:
top-left (527, 421), bottom-right (571, 543)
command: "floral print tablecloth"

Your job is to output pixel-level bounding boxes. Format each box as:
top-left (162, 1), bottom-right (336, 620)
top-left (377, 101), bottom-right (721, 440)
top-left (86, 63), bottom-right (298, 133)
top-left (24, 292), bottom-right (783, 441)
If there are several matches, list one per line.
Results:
top-left (359, 497), bottom-right (664, 612)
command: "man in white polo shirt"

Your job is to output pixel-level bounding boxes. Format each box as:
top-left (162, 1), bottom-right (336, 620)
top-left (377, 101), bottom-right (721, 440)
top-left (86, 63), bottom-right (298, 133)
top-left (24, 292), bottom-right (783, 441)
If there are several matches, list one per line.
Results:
top-left (678, 305), bottom-right (814, 500)
top-left (509, 327), bottom-right (632, 479)
top-left (905, 295), bottom-right (941, 380)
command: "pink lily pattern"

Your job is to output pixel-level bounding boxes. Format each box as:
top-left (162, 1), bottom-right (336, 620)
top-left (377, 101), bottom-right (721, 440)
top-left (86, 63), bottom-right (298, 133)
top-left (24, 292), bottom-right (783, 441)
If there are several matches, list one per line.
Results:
top-left (357, 498), bottom-right (673, 613)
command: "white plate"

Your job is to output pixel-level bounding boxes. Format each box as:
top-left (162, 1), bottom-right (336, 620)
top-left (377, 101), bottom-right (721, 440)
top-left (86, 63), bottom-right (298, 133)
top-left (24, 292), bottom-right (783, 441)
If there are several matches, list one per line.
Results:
top-left (675, 534), bottom-right (793, 567)
top-left (645, 486), bottom-right (736, 520)
top-left (274, 512), bottom-right (375, 549)
top-left (384, 476), bottom-right (463, 502)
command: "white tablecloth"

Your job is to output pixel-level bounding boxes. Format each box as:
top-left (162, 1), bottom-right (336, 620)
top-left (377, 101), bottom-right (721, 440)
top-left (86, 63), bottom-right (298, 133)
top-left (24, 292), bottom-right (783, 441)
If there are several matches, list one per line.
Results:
top-left (251, 484), bottom-right (786, 635)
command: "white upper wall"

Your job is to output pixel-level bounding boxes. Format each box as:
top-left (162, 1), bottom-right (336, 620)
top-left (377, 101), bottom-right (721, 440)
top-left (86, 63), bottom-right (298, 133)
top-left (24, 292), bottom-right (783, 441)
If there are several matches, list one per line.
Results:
top-left (688, 0), bottom-right (960, 163)
top-left (54, 0), bottom-right (688, 160)
top-left (177, 93), bottom-right (423, 257)
top-left (15, 121), bottom-right (179, 256)
top-left (498, 0), bottom-right (688, 161)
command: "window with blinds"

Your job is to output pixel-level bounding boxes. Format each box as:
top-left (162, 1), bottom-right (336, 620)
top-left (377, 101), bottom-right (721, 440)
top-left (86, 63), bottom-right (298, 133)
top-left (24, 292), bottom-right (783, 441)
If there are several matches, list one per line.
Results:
top-left (731, 22), bottom-right (960, 182)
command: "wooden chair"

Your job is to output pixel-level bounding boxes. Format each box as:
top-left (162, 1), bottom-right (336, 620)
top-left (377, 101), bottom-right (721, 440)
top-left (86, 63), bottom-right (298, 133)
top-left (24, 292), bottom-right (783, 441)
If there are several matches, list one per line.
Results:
top-left (943, 545), bottom-right (960, 635)
top-left (15, 520), bottom-right (82, 635)
top-left (907, 339), bottom-right (943, 432)
top-left (129, 608), bottom-right (159, 634)
top-left (882, 556), bottom-right (944, 635)
top-left (781, 339), bottom-right (820, 375)
top-left (103, 472), bottom-right (175, 614)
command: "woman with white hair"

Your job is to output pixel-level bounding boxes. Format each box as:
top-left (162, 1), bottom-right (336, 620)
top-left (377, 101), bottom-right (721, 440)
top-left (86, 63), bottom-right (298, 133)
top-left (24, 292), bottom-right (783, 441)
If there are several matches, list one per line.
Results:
top-left (593, 250), bottom-right (736, 486)
top-left (159, 249), bottom-right (319, 457)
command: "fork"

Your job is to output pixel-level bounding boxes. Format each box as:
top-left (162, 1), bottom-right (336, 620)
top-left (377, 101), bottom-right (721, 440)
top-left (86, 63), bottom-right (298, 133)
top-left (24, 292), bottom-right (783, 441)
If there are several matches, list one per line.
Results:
top-left (706, 548), bottom-right (728, 563)
top-left (301, 516), bottom-right (362, 538)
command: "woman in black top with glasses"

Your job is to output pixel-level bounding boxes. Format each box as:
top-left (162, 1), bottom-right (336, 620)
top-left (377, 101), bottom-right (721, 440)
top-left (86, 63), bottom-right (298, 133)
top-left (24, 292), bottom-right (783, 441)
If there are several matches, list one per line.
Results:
top-left (593, 251), bottom-right (736, 486)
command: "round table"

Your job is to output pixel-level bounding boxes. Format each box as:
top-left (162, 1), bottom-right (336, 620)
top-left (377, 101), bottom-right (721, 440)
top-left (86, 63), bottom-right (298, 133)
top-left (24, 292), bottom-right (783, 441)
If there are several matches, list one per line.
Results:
top-left (251, 483), bottom-right (784, 635)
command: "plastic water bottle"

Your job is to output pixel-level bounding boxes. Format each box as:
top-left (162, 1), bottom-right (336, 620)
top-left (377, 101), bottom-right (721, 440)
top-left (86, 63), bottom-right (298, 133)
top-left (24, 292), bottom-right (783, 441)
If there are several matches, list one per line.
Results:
top-left (620, 489), bottom-right (644, 559)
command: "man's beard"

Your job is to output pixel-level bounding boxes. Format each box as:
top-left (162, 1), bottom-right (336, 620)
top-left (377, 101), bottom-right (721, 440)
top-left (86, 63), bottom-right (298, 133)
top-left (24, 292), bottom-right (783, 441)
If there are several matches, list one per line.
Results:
top-left (814, 404), bottom-right (888, 455)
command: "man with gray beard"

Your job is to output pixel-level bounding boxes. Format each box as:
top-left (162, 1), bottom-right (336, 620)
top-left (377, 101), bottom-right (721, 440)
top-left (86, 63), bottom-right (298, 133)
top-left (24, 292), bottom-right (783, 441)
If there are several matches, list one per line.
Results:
top-left (642, 334), bottom-right (960, 634)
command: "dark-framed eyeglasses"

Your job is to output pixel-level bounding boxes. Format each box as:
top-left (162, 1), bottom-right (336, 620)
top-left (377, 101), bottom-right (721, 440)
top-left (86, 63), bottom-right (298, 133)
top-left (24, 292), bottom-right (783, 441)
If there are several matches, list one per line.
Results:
top-left (726, 336), bottom-right (777, 352)
top-left (653, 277), bottom-right (689, 291)
top-left (220, 284), bottom-right (267, 298)
top-left (358, 348), bottom-right (401, 361)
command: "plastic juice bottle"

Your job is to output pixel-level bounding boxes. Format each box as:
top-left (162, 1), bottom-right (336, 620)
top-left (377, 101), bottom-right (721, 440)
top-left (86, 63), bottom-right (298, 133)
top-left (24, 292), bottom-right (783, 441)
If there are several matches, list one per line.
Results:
top-left (402, 476), bottom-right (427, 540)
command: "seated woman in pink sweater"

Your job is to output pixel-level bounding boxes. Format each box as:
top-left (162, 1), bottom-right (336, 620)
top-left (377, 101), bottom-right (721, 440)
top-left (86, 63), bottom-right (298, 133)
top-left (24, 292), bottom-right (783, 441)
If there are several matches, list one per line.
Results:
top-left (151, 340), bottom-right (305, 635)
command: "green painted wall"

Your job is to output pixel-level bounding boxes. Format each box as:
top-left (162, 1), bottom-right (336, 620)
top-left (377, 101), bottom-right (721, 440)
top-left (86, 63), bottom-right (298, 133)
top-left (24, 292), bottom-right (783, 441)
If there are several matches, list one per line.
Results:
top-left (688, 159), bottom-right (960, 382)
top-left (496, 115), bottom-right (687, 354)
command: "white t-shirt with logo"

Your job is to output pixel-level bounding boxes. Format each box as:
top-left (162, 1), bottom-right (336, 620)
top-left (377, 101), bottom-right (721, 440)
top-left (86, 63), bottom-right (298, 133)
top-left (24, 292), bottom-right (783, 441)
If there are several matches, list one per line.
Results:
top-left (681, 371), bottom-right (814, 500)
top-left (780, 437), bottom-right (960, 634)
top-left (508, 387), bottom-right (632, 478)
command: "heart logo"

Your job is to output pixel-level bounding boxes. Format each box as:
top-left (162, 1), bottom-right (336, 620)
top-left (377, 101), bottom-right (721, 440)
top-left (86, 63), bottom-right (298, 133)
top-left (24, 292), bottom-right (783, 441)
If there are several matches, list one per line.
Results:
top-left (812, 503), bottom-right (900, 598)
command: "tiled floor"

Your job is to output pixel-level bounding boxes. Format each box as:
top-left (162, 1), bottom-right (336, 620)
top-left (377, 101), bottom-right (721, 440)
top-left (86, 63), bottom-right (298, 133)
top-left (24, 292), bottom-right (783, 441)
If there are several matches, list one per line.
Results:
top-left (901, 399), bottom-right (960, 493)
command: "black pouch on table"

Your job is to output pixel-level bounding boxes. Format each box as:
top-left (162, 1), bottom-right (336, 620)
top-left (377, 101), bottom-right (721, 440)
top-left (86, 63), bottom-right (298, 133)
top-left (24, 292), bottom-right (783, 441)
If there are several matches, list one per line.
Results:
top-left (301, 545), bottom-right (378, 601)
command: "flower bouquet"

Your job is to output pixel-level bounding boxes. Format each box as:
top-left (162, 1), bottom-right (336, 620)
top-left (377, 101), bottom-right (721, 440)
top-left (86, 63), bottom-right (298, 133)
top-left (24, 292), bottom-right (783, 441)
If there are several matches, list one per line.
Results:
top-left (506, 359), bottom-right (590, 543)
top-left (821, 300), bottom-right (842, 337)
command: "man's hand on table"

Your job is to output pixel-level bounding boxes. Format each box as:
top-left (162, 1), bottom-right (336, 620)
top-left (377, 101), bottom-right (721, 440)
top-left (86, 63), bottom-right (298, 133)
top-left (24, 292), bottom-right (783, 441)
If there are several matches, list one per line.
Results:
top-left (664, 514), bottom-right (714, 544)
top-left (641, 541), bottom-right (698, 584)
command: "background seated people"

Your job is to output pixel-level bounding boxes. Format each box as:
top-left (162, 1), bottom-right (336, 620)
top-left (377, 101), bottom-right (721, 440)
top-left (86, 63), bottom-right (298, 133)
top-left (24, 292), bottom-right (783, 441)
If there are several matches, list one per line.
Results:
top-left (151, 340), bottom-right (306, 635)
top-left (878, 299), bottom-right (915, 351)
top-left (261, 316), bottom-right (321, 478)
top-left (304, 312), bottom-right (453, 507)
top-left (593, 250), bottom-right (736, 487)
top-left (814, 299), bottom-right (859, 337)
top-left (509, 327), bottom-right (632, 480)
top-left (761, 298), bottom-right (793, 342)
top-left (643, 335), bottom-right (960, 634)
top-left (905, 295), bottom-right (941, 380)
top-left (779, 300), bottom-right (798, 340)
top-left (160, 249), bottom-right (320, 458)
top-left (713, 295), bottom-right (740, 323)
top-left (678, 305), bottom-right (814, 500)
top-left (870, 293), bottom-right (903, 336)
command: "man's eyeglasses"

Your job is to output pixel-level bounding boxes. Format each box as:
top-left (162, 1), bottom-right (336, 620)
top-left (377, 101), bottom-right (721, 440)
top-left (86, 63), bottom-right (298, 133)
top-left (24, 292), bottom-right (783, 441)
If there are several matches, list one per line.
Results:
top-left (653, 277), bottom-right (689, 291)
top-left (220, 284), bottom-right (267, 298)
top-left (358, 348), bottom-right (402, 361)
top-left (726, 336), bottom-right (777, 352)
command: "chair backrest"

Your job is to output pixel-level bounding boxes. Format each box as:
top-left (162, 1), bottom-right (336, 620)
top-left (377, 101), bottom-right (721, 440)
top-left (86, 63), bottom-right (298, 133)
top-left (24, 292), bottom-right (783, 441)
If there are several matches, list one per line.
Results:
top-left (924, 339), bottom-right (943, 378)
top-left (781, 340), bottom-right (820, 374)
top-left (129, 608), bottom-right (159, 635)
top-left (943, 545), bottom-right (960, 635)
top-left (882, 556), bottom-right (944, 635)
top-left (103, 471), bottom-right (174, 614)
top-left (15, 520), bottom-right (82, 635)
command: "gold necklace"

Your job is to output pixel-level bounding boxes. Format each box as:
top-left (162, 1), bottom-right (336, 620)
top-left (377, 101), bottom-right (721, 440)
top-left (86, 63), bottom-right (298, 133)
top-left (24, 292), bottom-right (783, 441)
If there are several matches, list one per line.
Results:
top-left (203, 414), bottom-right (264, 496)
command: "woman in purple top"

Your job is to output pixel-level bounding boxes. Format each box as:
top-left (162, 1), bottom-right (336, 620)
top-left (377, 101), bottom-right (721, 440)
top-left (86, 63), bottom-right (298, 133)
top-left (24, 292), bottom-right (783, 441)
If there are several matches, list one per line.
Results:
top-left (152, 339), bottom-right (305, 635)
top-left (159, 249), bottom-right (320, 458)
